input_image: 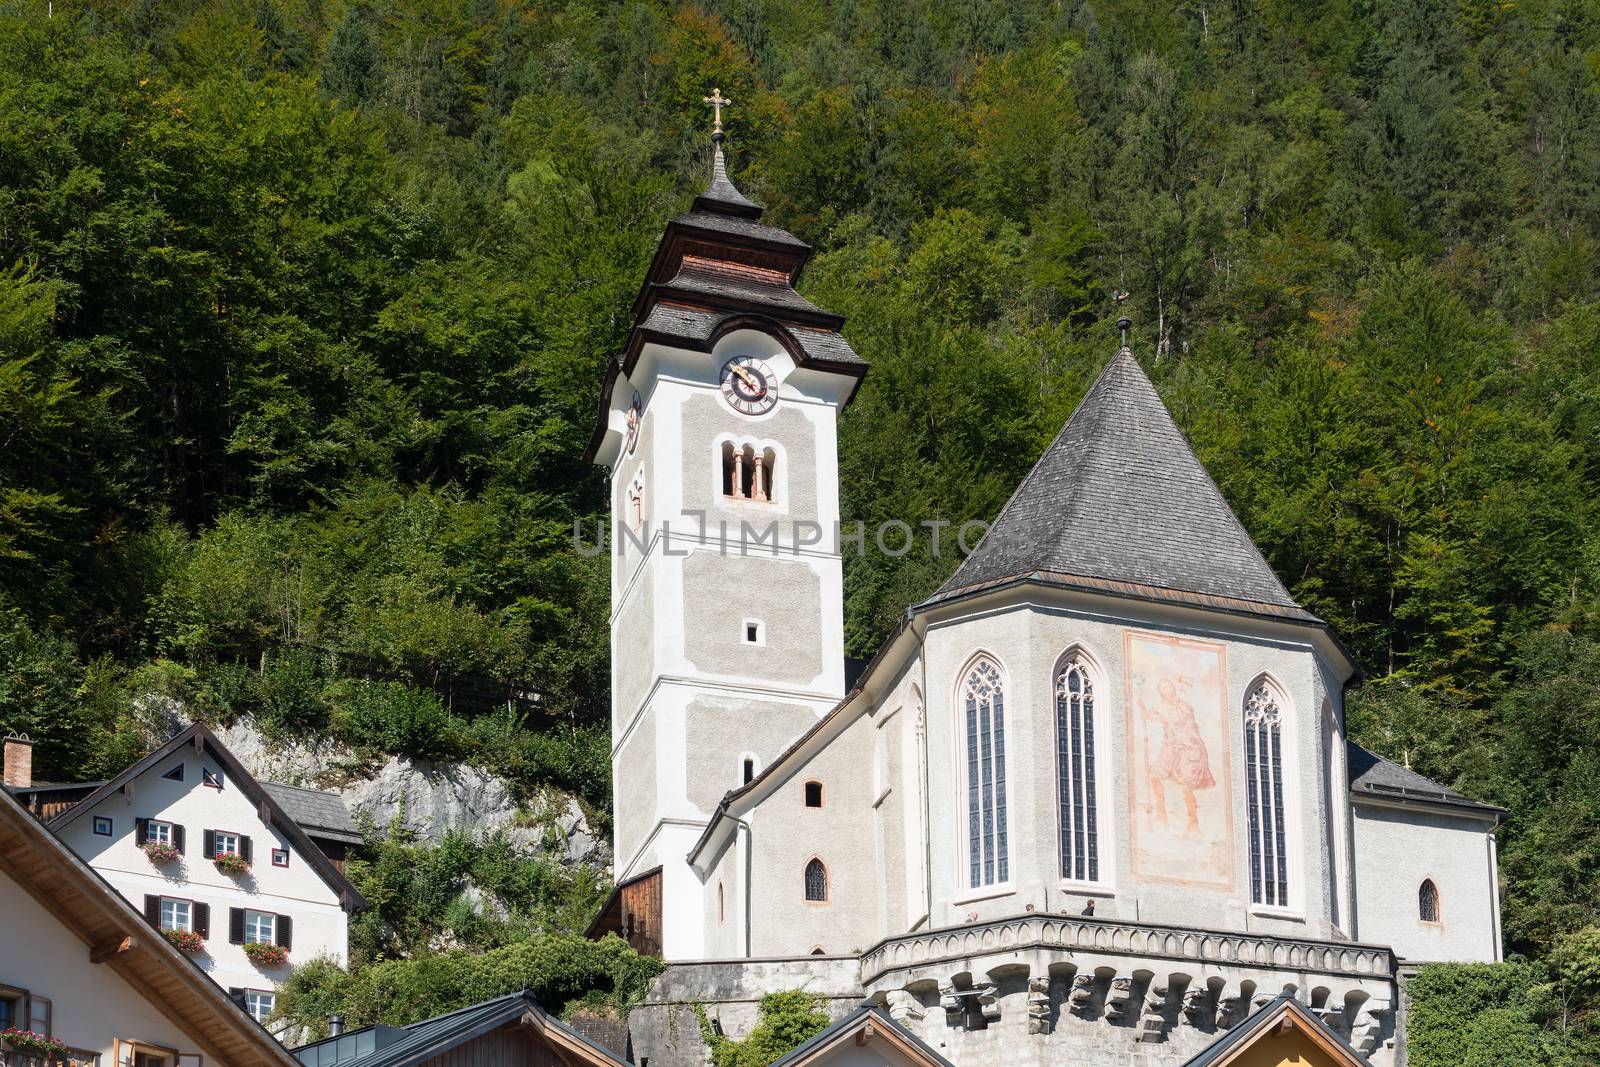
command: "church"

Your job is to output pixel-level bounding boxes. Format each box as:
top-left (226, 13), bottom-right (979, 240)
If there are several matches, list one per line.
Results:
top-left (582, 107), bottom-right (1506, 1067)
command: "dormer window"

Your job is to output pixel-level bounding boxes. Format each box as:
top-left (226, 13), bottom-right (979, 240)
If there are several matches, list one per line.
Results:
top-left (721, 443), bottom-right (776, 502)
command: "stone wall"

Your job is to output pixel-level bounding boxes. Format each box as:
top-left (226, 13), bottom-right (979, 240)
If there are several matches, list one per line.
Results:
top-left (628, 957), bottom-right (866, 1067)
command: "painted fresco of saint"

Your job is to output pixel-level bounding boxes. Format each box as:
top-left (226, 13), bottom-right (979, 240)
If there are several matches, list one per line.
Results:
top-left (1136, 675), bottom-right (1216, 834)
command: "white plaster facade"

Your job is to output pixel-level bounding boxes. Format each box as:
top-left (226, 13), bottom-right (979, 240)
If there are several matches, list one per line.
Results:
top-left (52, 742), bottom-right (350, 1020)
top-left (0, 874), bottom-right (204, 1067)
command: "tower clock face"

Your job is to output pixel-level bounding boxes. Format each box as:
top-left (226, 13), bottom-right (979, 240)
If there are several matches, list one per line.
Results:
top-left (720, 356), bottom-right (779, 416)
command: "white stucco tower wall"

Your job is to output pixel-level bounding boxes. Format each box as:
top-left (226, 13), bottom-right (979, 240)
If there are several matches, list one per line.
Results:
top-left (588, 140), bottom-right (867, 960)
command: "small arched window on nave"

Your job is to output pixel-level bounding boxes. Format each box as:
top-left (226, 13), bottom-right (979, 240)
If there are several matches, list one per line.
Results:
top-left (804, 858), bottom-right (828, 902)
top-left (1419, 878), bottom-right (1440, 923)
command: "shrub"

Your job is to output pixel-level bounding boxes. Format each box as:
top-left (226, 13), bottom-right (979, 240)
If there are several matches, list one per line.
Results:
top-left (330, 678), bottom-right (465, 762)
top-left (1407, 963), bottom-right (1554, 1066)
top-left (697, 991), bottom-right (830, 1067)
top-left (275, 933), bottom-right (663, 1039)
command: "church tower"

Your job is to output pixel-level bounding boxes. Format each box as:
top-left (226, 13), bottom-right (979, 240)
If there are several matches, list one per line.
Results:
top-left (585, 102), bottom-right (866, 959)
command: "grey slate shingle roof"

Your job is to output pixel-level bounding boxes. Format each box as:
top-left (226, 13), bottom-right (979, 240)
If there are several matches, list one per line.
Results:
top-left (1347, 742), bottom-right (1504, 817)
top-left (637, 304), bottom-right (866, 367)
top-left (670, 209), bottom-right (810, 249)
top-left (260, 780), bottom-right (361, 842)
top-left (931, 347), bottom-right (1307, 617)
top-left (693, 144), bottom-right (763, 218)
top-left (292, 991), bottom-right (627, 1067)
top-left (663, 264), bottom-right (831, 318)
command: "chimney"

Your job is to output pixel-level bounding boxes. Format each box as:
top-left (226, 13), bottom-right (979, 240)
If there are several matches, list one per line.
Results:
top-left (3, 733), bottom-right (32, 790)
top-left (328, 1015), bottom-right (344, 1037)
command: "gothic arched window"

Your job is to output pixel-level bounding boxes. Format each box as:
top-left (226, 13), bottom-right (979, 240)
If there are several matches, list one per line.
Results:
top-left (962, 658), bottom-right (1009, 888)
top-left (1419, 879), bottom-right (1440, 923)
top-left (804, 858), bottom-right (828, 902)
top-left (1056, 655), bottom-right (1099, 882)
top-left (1245, 681), bottom-right (1289, 907)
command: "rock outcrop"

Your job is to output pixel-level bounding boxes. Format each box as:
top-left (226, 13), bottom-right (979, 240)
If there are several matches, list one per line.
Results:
top-left (214, 720), bottom-right (609, 868)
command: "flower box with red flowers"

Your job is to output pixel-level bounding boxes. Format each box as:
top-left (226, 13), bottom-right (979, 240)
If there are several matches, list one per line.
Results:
top-left (242, 941), bottom-right (288, 968)
top-left (213, 851), bottom-right (251, 876)
top-left (161, 928), bottom-right (205, 954)
top-left (2, 1030), bottom-right (71, 1060)
top-left (141, 841), bottom-right (181, 866)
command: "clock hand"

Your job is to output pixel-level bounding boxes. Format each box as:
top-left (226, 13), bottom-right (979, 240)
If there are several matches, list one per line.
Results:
top-left (731, 364), bottom-right (760, 389)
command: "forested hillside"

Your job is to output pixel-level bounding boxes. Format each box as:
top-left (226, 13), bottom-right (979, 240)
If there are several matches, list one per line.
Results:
top-left (3, 0), bottom-right (1600, 1055)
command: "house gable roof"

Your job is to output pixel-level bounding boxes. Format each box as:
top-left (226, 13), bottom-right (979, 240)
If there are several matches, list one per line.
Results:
top-left (768, 1005), bottom-right (954, 1067)
top-left (1347, 742), bottom-right (1504, 819)
top-left (292, 991), bottom-right (631, 1067)
top-left (261, 780), bottom-right (362, 844)
top-left (0, 785), bottom-right (302, 1067)
top-left (1182, 995), bottom-right (1368, 1067)
top-left (50, 723), bottom-right (367, 909)
top-left (930, 346), bottom-right (1312, 623)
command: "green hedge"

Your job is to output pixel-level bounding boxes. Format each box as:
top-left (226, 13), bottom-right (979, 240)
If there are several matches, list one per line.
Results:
top-left (277, 934), bottom-right (662, 1039)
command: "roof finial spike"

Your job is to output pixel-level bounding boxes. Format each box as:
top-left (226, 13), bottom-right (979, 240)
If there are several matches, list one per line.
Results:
top-left (1113, 291), bottom-right (1132, 351)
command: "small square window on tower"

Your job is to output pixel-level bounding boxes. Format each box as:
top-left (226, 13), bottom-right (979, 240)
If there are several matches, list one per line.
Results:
top-left (743, 619), bottom-right (764, 646)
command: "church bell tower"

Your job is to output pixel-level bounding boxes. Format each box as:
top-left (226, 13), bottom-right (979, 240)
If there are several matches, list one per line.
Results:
top-left (585, 97), bottom-right (867, 959)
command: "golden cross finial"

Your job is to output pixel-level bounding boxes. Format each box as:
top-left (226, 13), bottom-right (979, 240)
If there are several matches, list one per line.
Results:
top-left (703, 88), bottom-right (732, 134)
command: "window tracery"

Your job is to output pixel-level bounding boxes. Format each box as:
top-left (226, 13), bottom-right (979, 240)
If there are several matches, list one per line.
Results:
top-left (962, 658), bottom-right (1009, 888)
top-left (1056, 656), bottom-right (1099, 882)
top-left (1245, 681), bottom-right (1289, 907)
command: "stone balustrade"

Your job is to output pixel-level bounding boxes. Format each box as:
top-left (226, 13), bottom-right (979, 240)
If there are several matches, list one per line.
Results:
top-left (859, 912), bottom-right (1395, 986)
top-left (858, 913), bottom-right (1400, 1064)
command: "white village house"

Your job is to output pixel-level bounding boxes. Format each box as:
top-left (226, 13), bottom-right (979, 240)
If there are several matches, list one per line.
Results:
top-left (3, 727), bottom-right (364, 1024)
top-left (0, 780), bottom-right (303, 1067)
top-left (582, 124), bottom-right (1507, 1067)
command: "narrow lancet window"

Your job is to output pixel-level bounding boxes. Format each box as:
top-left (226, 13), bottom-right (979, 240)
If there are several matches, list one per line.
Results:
top-left (963, 659), bottom-right (1008, 888)
top-left (1419, 879), bottom-right (1440, 923)
top-left (1245, 682), bottom-right (1289, 907)
top-left (1056, 657), bottom-right (1098, 882)
top-left (804, 858), bottom-right (828, 901)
